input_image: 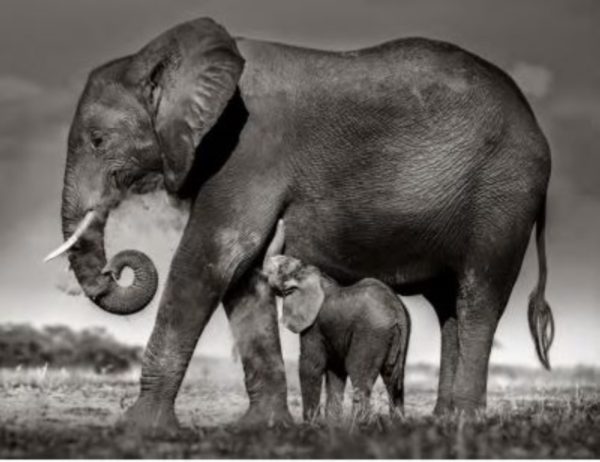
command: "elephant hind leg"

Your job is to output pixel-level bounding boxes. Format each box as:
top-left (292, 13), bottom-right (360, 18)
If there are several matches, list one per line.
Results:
top-left (451, 195), bottom-right (538, 413)
top-left (451, 243), bottom-right (529, 413)
top-left (451, 276), bottom-right (507, 412)
top-left (423, 276), bottom-right (459, 415)
top-left (380, 362), bottom-right (404, 418)
top-left (346, 337), bottom-right (386, 423)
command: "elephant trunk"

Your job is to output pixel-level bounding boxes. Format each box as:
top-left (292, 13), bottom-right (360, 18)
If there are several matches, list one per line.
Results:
top-left (58, 186), bottom-right (158, 315)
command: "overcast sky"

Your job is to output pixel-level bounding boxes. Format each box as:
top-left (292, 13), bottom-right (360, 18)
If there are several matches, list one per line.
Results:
top-left (0, 0), bottom-right (599, 367)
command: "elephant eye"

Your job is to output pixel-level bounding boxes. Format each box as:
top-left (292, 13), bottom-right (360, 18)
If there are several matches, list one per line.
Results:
top-left (281, 286), bottom-right (297, 297)
top-left (90, 133), bottom-right (104, 149)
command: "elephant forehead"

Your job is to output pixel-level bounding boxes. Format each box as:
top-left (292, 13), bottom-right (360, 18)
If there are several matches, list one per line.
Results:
top-left (272, 256), bottom-right (304, 277)
top-left (84, 101), bottom-right (141, 129)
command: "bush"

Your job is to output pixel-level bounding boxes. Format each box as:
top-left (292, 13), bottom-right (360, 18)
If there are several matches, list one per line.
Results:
top-left (0, 324), bottom-right (142, 373)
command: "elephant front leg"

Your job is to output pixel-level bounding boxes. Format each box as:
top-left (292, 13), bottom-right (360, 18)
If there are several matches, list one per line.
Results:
top-left (123, 212), bottom-right (242, 434)
top-left (223, 270), bottom-right (292, 427)
top-left (122, 168), bottom-right (289, 433)
top-left (124, 266), bottom-right (221, 434)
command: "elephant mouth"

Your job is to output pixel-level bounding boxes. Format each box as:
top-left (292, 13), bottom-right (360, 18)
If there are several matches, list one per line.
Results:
top-left (46, 172), bottom-right (166, 263)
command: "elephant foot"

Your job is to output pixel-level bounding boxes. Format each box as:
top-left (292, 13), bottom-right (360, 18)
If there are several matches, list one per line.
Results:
top-left (350, 405), bottom-right (372, 427)
top-left (389, 406), bottom-right (405, 422)
top-left (434, 396), bottom-right (485, 418)
top-left (237, 401), bottom-right (293, 429)
top-left (119, 398), bottom-right (182, 437)
top-left (452, 393), bottom-right (486, 417)
top-left (433, 398), bottom-right (455, 416)
top-left (324, 409), bottom-right (343, 424)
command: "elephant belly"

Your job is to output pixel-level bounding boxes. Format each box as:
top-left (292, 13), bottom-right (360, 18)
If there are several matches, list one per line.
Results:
top-left (282, 198), bottom-right (457, 290)
top-left (280, 125), bottom-right (481, 289)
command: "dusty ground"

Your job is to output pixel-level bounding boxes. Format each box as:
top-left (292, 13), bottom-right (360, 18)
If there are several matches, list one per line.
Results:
top-left (0, 359), bottom-right (599, 458)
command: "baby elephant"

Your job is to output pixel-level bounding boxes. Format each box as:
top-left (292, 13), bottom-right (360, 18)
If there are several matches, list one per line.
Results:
top-left (262, 221), bottom-right (411, 421)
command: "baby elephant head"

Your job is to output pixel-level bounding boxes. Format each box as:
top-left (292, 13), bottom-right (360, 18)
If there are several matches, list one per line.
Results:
top-left (264, 255), bottom-right (324, 333)
top-left (262, 221), bottom-right (324, 333)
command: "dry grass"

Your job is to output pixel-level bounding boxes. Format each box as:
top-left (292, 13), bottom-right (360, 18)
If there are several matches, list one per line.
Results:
top-left (0, 358), bottom-right (599, 458)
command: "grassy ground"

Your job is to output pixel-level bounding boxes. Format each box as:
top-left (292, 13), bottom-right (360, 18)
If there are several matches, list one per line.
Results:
top-left (0, 359), bottom-right (599, 458)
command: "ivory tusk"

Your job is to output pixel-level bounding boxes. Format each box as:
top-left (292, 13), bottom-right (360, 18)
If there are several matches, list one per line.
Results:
top-left (263, 219), bottom-right (285, 267)
top-left (43, 211), bottom-right (96, 262)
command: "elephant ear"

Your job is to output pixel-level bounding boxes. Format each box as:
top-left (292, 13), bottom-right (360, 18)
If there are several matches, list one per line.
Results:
top-left (281, 273), bottom-right (325, 334)
top-left (127, 18), bottom-right (244, 192)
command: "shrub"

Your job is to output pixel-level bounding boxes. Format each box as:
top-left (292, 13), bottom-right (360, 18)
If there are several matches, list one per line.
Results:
top-left (0, 324), bottom-right (142, 373)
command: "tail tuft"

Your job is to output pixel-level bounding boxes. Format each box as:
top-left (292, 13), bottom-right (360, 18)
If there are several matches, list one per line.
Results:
top-left (528, 193), bottom-right (554, 370)
top-left (528, 290), bottom-right (554, 370)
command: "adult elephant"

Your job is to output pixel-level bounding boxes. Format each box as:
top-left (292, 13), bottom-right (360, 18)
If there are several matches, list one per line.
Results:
top-left (47, 18), bottom-right (554, 431)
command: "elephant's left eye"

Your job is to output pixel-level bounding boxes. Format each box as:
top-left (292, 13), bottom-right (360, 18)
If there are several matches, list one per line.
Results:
top-left (281, 286), bottom-right (297, 297)
top-left (90, 134), bottom-right (104, 149)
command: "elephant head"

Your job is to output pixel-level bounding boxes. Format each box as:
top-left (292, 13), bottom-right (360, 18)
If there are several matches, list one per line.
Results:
top-left (264, 255), bottom-right (325, 334)
top-left (45, 18), bottom-right (244, 314)
top-left (262, 220), bottom-right (325, 333)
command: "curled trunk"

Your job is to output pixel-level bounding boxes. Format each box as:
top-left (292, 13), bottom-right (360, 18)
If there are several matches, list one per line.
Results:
top-left (62, 199), bottom-right (158, 315)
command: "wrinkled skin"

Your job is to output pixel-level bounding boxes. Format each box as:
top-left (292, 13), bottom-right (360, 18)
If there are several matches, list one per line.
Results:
top-left (264, 254), bottom-right (411, 422)
top-left (57, 17), bottom-right (554, 432)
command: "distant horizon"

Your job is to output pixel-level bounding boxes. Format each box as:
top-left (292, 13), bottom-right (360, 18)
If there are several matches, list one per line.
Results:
top-left (188, 353), bottom-right (600, 370)
top-left (2, 321), bottom-right (599, 370)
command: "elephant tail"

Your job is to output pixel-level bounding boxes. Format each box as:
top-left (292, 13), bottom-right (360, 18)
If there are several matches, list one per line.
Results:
top-left (528, 194), bottom-right (554, 370)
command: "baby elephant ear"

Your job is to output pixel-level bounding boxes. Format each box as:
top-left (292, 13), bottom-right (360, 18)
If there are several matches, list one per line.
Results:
top-left (127, 18), bottom-right (244, 193)
top-left (281, 273), bottom-right (324, 333)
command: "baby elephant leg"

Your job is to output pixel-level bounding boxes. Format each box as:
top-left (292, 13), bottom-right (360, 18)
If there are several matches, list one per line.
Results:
top-left (325, 368), bottom-right (347, 421)
top-left (348, 369), bottom-right (379, 423)
top-left (299, 331), bottom-right (327, 422)
top-left (381, 362), bottom-right (404, 418)
top-left (381, 324), bottom-right (409, 419)
top-left (346, 337), bottom-right (386, 423)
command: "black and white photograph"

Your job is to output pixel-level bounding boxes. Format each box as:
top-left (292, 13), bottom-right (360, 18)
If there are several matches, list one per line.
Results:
top-left (0, 0), bottom-right (599, 458)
